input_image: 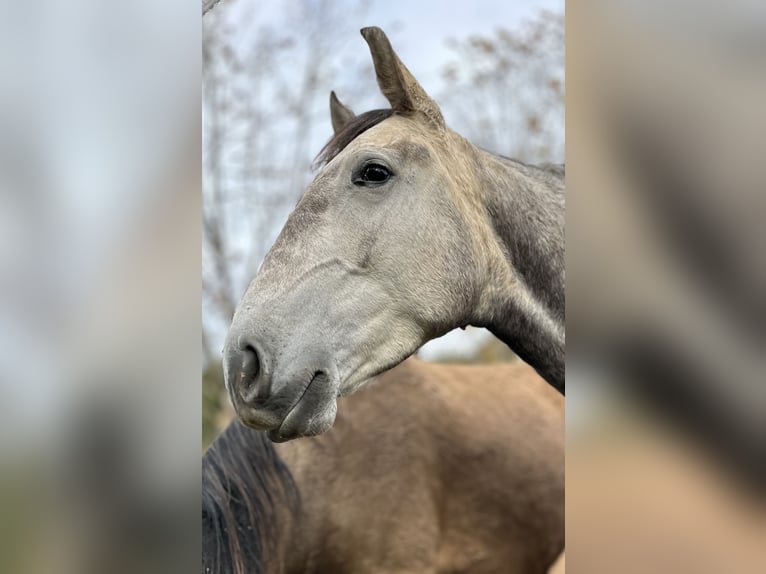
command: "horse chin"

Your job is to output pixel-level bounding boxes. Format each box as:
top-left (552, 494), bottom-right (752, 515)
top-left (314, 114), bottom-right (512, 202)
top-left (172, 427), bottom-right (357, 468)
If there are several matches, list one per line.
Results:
top-left (234, 407), bottom-right (283, 432)
top-left (266, 375), bottom-right (339, 442)
top-left (267, 405), bottom-right (337, 442)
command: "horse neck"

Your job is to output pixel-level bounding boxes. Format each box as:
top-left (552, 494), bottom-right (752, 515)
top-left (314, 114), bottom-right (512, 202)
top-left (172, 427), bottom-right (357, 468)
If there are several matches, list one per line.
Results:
top-left (475, 149), bottom-right (566, 393)
top-left (202, 422), bottom-right (299, 574)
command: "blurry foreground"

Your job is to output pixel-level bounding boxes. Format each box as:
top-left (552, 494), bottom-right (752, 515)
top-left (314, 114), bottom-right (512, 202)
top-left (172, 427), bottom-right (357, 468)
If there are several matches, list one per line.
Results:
top-left (567, 1), bottom-right (766, 571)
top-left (0, 2), bottom-right (201, 573)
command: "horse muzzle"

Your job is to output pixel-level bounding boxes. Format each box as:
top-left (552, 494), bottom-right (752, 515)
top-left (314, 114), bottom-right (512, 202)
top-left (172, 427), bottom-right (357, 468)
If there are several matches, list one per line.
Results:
top-left (223, 334), bottom-right (340, 441)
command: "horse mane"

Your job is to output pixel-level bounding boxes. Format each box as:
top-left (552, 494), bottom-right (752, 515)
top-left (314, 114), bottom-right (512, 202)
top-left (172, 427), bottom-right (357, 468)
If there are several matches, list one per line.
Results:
top-left (485, 148), bottom-right (565, 182)
top-left (314, 108), bottom-right (394, 168)
top-left (202, 421), bottom-right (299, 574)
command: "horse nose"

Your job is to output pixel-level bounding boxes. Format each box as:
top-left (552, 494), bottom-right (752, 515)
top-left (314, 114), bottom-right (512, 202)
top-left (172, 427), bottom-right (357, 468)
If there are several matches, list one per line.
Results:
top-left (224, 338), bottom-right (269, 403)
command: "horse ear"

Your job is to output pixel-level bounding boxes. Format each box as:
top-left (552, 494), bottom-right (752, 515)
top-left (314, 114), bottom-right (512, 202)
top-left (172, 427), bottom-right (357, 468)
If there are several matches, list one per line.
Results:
top-left (360, 27), bottom-right (445, 129)
top-left (330, 91), bottom-right (356, 134)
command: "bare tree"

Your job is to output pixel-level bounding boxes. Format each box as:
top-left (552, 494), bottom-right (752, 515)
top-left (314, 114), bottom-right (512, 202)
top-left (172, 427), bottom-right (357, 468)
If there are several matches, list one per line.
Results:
top-left (202, 0), bottom-right (223, 16)
top-left (439, 11), bottom-right (564, 163)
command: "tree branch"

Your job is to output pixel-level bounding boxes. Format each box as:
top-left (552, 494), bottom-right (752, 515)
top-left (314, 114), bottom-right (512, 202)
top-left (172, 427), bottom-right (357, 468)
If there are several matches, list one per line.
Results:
top-left (202, 0), bottom-right (223, 16)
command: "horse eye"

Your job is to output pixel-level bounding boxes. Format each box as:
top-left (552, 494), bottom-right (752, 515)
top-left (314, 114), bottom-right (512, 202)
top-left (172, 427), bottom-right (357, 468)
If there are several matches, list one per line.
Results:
top-left (356, 164), bottom-right (391, 185)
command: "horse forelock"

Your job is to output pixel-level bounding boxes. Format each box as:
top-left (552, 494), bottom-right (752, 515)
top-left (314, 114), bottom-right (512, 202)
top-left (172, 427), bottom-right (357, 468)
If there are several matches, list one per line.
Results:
top-left (202, 422), bottom-right (299, 574)
top-left (314, 108), bottom-right (394, 168)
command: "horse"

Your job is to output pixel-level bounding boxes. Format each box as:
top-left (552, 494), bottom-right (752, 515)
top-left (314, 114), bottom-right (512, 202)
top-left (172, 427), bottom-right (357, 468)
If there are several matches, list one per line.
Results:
top-left (224, 26), bottom-right (565, 441)
top-left (203, 357), bottom-right (564, 574)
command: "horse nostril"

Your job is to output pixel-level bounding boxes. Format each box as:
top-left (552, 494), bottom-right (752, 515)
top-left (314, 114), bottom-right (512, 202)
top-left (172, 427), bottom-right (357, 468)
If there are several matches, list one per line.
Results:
top-left (239, 344), bottom-right (261, 391)
top-left (225, 340), bottom-right (267, 403)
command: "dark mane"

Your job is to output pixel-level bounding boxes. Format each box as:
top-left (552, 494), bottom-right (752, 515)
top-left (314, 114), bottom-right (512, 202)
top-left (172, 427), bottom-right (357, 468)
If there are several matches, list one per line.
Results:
top-left (314, 108), bottom-right (394, 168)
top-left (202, 421), bottom-right (298, 574)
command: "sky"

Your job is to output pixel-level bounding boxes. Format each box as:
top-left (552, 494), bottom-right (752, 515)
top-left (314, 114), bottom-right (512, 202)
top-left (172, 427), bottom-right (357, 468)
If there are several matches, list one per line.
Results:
top-left (220, 0), bottom-right (563, 109)
top-left (363, 0), bottom-right (563, 90)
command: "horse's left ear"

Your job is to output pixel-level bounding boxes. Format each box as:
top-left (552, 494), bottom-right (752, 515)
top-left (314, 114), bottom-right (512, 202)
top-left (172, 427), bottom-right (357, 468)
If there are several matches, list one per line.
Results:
top-left (361, 27), bottom-right (445, 130)
top-left (330, 91), bottom-right (356, 134)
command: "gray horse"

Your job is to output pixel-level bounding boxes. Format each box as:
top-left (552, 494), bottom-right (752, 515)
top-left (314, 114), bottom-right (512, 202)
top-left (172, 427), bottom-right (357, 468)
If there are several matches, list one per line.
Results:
top-left (225, 27), bottom-right (564, 441)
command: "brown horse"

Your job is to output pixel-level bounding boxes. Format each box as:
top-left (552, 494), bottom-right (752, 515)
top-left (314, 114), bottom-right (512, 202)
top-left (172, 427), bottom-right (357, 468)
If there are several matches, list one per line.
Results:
top-left (203, 358), bottom-right (564, 574)
top-left (223, 27), bottom-right (565, 441)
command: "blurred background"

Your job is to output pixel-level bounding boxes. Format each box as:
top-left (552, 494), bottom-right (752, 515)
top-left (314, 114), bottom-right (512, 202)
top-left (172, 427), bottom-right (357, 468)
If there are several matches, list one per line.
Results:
top-left (201, 0), bottom-right (565, 446)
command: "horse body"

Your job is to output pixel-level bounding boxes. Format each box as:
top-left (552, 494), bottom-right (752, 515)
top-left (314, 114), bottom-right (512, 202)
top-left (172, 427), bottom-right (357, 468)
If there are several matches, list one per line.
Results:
top-left (204, 358), bottom-right (564, 573)
top-left (223, 27), bottom-right (565, 440)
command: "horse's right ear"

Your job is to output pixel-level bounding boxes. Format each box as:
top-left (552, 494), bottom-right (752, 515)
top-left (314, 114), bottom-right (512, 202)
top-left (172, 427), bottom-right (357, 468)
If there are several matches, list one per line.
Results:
top-left (330, 91), bottom-right (356, 135)
top-left (361, 26), bottom-right (445, 130)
